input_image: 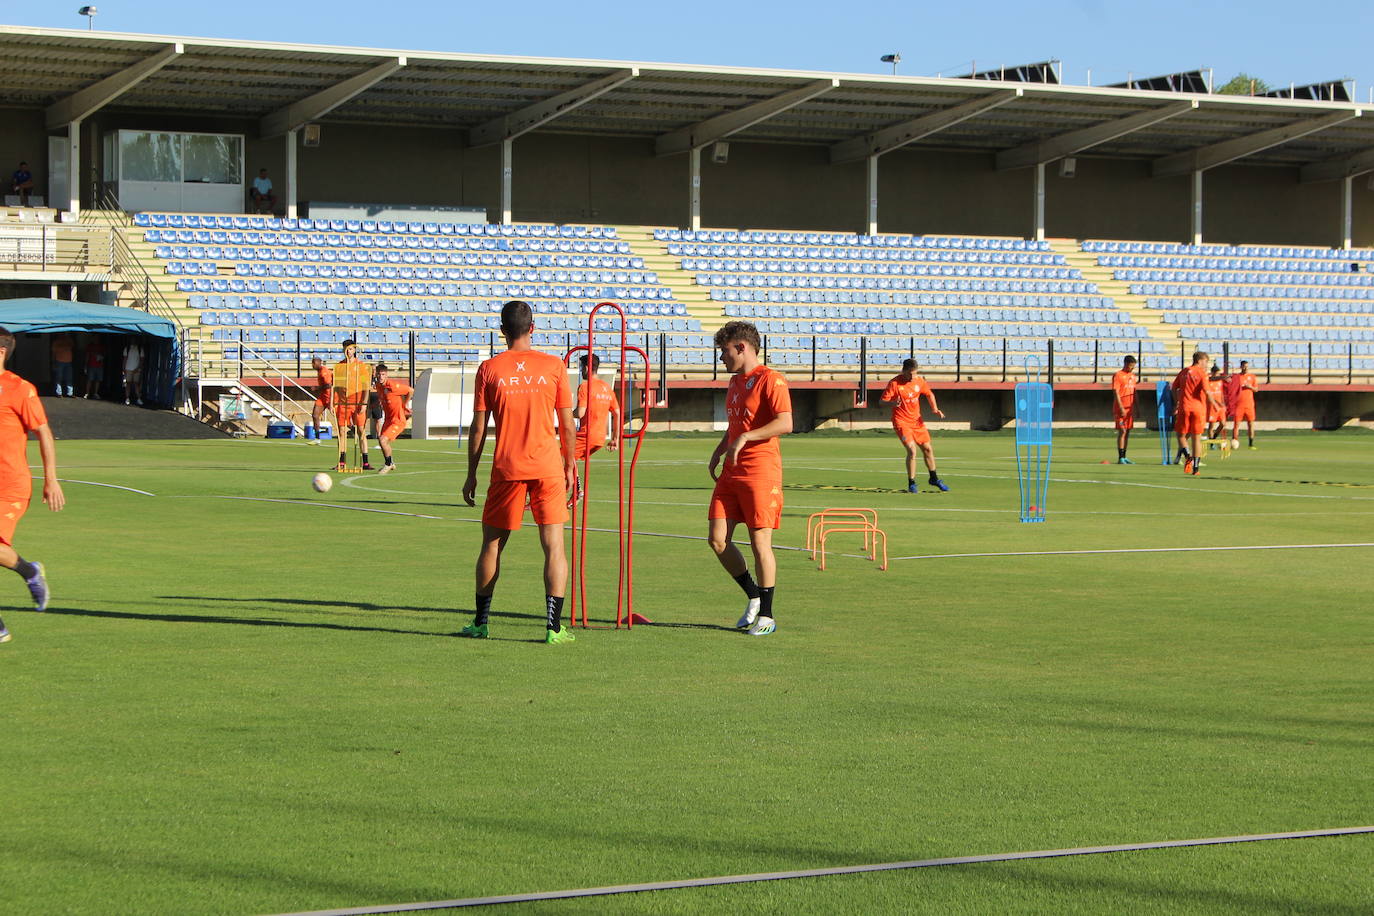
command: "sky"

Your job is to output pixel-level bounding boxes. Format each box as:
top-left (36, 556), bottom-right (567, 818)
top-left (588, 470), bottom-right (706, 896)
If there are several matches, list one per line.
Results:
top-left (8, 0), bottom-right (1374, 100)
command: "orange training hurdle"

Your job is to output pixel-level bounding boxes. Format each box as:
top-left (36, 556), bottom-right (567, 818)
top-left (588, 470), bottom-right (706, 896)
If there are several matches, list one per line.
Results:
top-left (806, 508), bottom-right (888, 571)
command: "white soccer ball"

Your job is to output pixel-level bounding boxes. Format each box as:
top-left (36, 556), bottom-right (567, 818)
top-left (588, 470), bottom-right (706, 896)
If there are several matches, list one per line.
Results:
top-left (312, 472), bottom-right (333, 493)
top-left (1230, 438), bottom-right (1240, 450)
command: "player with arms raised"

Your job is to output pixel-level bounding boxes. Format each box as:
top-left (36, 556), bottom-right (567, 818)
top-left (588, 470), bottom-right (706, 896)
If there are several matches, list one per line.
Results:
top-left (707, 321), bottom-right (792, 636)
top-left (460, 301), bottom-right (577, 644)
top-left (1111, 355), bottom-right (1137, 464)
top-left (880, 358), bottom-right (949, 492)
top-left (0, 328), bottom-right (64, 643)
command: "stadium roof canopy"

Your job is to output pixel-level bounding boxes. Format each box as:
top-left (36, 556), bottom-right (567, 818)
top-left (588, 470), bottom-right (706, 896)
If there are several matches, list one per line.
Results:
top-left (3, 24), bottom-right (1374, 181)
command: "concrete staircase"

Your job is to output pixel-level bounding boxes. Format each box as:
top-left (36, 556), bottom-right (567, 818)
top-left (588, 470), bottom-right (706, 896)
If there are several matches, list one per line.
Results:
top-left (616, 225), bottom-right (723, 332)
top-left (1051, 238), bottom-right (1183, 357)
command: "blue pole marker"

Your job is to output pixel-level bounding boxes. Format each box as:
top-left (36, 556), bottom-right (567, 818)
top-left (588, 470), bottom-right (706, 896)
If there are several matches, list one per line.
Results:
top-left (1014, 357), bottom-right (1052, 523)
top-left (1155, 379), bottom-right (1174, 465)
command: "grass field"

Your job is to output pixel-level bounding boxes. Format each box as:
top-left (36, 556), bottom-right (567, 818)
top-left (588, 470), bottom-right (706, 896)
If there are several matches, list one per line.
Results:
top-left (2, 428), bottom-right (1372, 915)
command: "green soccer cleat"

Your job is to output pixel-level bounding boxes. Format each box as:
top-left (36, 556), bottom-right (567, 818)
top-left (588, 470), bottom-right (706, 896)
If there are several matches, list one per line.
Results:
top-left (1117, 457), bottom-right (1134, 465)
top-left (545, 627), bottom-right (576, 645)
top-left (457, 622), bottom-right (488, 639)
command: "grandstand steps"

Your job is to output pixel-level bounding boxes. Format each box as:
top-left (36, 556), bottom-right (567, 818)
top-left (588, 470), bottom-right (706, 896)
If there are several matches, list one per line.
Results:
top-left (1055, 240), bottom-right (1181, 353)
top-left (114, 221), bottom-right (226, 373)
top-left (617, 225), bottom-right (721, 329)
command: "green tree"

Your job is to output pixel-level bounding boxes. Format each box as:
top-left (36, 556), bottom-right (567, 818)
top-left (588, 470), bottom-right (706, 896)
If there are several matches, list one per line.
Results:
top-left (1216, 73), bottom-right (1271, 96)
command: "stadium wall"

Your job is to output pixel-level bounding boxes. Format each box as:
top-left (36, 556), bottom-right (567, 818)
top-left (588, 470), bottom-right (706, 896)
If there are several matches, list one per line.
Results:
top-left (5, 109), bottom-right (1374, 245)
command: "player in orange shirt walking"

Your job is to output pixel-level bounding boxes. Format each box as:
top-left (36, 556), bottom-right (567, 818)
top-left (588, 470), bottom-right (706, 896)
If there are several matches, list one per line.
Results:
top-left (1230, 359), bottom-right (1260, 449)
top-left (1111, 355), bottom-right (1138, 464)
top-left (309, 356), bottom-right (333, 445)
top-left (1172, 351), bottom-right (1222, 475)
top-left (460, 301), bottom-right (577, 644)
top-left (880, 358), bottom-right (949, 492)
top-left (707, 321), bottom-right (792, 636)
top-left (372, 363), bottom-right (413, 475)
top-left (0, 328), bottom-right (64, 644)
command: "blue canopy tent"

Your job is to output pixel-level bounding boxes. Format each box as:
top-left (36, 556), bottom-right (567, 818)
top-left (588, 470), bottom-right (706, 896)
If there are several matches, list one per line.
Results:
top-left (0, 299), bottom-right (181, 407)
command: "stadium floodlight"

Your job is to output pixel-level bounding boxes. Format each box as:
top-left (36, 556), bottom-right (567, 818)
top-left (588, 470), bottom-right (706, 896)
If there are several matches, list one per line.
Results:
top-left (880, 53), bottom-right (901, 75)
top-left (77, 6), bottom-right (98, 29)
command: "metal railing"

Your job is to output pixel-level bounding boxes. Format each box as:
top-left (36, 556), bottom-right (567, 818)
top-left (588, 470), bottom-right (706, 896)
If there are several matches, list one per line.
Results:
top-left (0, 222), bottom-right (113, 273)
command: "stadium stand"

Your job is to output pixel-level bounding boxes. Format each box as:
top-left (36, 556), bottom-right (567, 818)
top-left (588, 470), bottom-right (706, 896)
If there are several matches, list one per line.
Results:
top-left (653, 228), bottom-right (1168, 372)
top-left (1083, 240), bottom-right (1374, 375)
top-left (129, 213), bottom-right (711, 370)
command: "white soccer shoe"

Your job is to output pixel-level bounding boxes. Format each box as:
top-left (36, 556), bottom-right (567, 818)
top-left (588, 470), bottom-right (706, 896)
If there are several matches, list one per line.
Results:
top-left (736, 597), bottom-right (761, 630)
top-left (377, 464), bottom-right (394, 475)
top-left (747, 616), bottom-right (776, 637)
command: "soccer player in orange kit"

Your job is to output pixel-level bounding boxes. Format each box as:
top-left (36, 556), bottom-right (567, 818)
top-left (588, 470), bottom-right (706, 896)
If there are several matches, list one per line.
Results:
top-left (880, 358), bottom-right (949, 492)
top-left (574, 353), bottom-right (621, 461)
top-left (0, 328), bottom-right (64, 644)
top-left (1230, 359), bottom-right (1260, 449)
top-left (1172, 351), bottom-right (1221, 475)
top-left (460, 301), bottom-right (577, 644)
top-left (310, 356), bottom-right (333, 445)
top-left (707, 321), bottom-right (792, 637)
top-left (1206, 363), bottom-right (1228, 446)
top-left (1111, 355), bottom-right (1137, 464)
top-left (332, 340), bottom-right (372, 472)
top-left (372, 363), bottom-right (413, 475)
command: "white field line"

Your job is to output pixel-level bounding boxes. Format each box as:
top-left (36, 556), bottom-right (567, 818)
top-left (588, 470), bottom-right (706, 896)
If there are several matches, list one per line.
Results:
top-left (33, 477), bottom-right (156, 496)
top-left (165, 495), bottom-right (442, 520)
top-left (891, 542), bottom-right (1374, 561)
top-left (268, 825), bottom-right (1374, 915)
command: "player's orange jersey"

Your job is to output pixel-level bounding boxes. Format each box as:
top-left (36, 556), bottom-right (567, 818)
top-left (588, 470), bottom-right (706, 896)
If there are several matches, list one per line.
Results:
top-left (1234, 372), bottom-right (1259, 411)
top-left (1206, 378), bottom-right (1225, 407)
top-left (0, 370), bottom-right (47, 497)
top-left (473, 349), bottom-right (571, 481)
top-left (315, 364), bottom-right (334, 399)
top-left (376, 378), bottom-right (413, 422)
top-left (1174, 364), bottom-right (1208, 411)
top-left (576, 377), bottom-right (620, 449)
top-left (1112, 369), bottom-right (1137, 412)
top-left (721, 364), bottom-right (791, 481)
top-left (881, 374), bottom-right (932, 426)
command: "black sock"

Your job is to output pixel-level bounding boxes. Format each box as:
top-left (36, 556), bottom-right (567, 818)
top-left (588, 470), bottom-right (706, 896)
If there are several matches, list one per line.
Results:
top-left (1118, 448), bottom-right (1126, 459)
top-left (907, 478), bottom-right (916, 487)
top-left (13, 558), bottom-right (37, 580)
top-left (546, 595), bottom-right (564, 631)
top-left (384, 455), bottom-right (394, 466)
top-left (733, 571), bottom-right (760, 599)
top-left (474, 593), bottom-right (492, 626)
top-left (928, 470), bottom-right (940, 485)
top-left (1249, 436), bottom-right (1254, 446)
top-left (758, 586), bottom-right (775, 621)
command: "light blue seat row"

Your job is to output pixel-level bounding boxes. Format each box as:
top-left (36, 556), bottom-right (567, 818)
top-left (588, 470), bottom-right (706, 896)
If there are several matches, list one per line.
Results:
top-left (656, 228), bottom-right (1051, 252)
top-left (177, 276), bottom-right (676, 301)
top-left (667, 242), bottom-right (1064, 266)
top-left (703, 274), bottom-right (1096, 295)
top-left (135, 212), bottom-right (617, 239)
top-left (1144, 297), bottom-right (1374, 314)
top-left (1117, 268), bottom-right (1374, 287)
top-left (1085, 239), bottom-right (1373, 261)
top-left (144, 229), bottom-right (631, 255)
top-left (1099, 254), bottom-right (1363, 273)
top-left (1131, 282), bottom-right (1372, 301)
top-left (682, 257), bottom-right (1079, 280)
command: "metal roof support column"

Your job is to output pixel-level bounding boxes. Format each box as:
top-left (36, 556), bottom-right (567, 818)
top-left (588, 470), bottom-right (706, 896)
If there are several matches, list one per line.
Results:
top-left (1341, 175), bottom-right (1353, 249)
top-left (501, 139), bottom-right (513, 226)
top-left (285, 130), bottom-right (298, 219)
top-left (1033, 162), bottom-right (1046, 242)
top-left (866, 155), bottom-right (879, 236)
top-left (688, 147), bottom-right (702, 232)
top-left (66, 119), bottom-right (81, 215)
top-left (1190, 170), bottom-right (1203, 245)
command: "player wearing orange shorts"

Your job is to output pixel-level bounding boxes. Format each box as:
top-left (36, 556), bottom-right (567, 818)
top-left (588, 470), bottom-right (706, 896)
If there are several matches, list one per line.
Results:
top-left (460, 300), bottom-right (576, 644)
top-left (331, 339), bottom-right (372, 471)
top-left (1172, 351), bottom-right (1220, 475)
top-left (1230, 360), bottom-right (1260, 449)
top-left (574, 353), bottom-right (621, 462)
top-left (0, 327), bottom-right (64, 643)
top-left (1111, 355), bottom-right (1137, 464)
top-left (372, 363), bottom-right (413, 475)
top-left (707, 321), bottom-right (792, 637)
top-left (310, 356), bottom-right (333, 445)
top-left (881, 358), bottom-right (949, 492)
top-left (1206, 365), bottom-right (1228, 443)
